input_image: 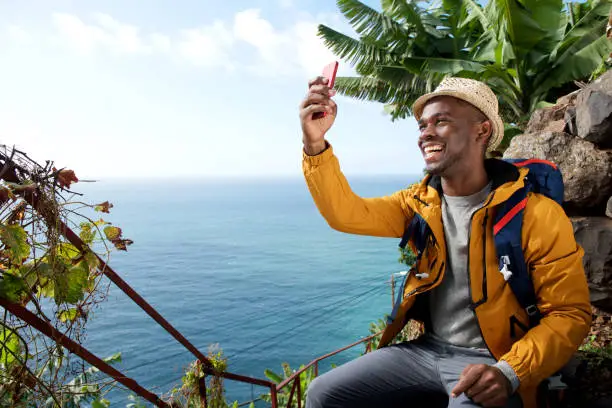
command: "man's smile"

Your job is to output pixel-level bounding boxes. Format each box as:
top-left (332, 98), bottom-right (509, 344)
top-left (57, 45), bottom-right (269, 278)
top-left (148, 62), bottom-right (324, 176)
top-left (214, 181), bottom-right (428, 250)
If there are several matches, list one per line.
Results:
top-left (422, 143), bottom-right (445, 161)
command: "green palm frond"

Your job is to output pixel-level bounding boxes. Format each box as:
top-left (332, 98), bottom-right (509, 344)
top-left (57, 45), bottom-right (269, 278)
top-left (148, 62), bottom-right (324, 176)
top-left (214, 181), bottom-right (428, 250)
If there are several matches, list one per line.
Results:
top-left (549, 19), bottom-right (608, 70)
top-left (485, 0), bottom-right (564, 60)
top-left (380, 0), bottom-right (426, 32)
top-left (442, 0), bottom-right (489, 29)
top-left (551, 0), bottom-right (611, 60)
top-left (336, 0), bottom-right (408, 41)
top-left (334, 76), bottom-right (407, 104)
top-left (319, 0), bottom-right (611, 138)
top-left (374, 66), bottom-right (439, 93)
top-left (401, 56), bottom-right (486, 75)
top-left (533, 35), bottom-right (612, 106)
top-left (317, 24), bottom-right (397, 74)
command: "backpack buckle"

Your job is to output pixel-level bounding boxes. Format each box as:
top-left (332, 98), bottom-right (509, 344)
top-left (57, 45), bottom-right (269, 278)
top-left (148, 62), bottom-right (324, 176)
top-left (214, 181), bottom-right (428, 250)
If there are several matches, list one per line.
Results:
top-left (499, 255), bottom-right (513, 281)
top-left (526, 304), bottom-right (539, 316)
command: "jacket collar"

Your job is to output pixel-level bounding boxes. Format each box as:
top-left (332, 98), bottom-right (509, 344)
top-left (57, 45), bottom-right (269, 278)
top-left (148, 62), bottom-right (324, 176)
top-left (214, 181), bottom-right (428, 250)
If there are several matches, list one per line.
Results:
top-left (412, 158), bottom-right (528, 211)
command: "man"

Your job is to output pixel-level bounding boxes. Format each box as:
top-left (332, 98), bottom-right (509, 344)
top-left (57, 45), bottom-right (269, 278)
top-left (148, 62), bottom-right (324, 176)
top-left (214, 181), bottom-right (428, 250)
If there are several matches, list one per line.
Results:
top-left (299, 77), bottom-right (592, 408)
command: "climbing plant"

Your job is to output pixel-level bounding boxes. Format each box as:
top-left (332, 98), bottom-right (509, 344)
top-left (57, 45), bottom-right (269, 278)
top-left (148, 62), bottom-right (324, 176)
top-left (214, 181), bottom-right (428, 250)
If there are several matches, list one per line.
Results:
top-left (0, 144), bottom-right (132, 406)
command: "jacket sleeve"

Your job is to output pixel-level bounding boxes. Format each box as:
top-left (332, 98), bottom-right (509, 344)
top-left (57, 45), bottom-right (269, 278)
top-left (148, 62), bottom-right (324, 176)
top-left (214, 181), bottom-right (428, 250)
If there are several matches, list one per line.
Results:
top-left (302, 144), bottom-right (413, 238)
top-left (498, 194), bottom-right (592, 389)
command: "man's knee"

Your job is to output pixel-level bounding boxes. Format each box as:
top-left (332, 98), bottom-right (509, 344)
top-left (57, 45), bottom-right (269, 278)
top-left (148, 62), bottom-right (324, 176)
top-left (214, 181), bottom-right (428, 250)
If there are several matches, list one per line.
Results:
top-left (305, 375), bottom-right (333, 408)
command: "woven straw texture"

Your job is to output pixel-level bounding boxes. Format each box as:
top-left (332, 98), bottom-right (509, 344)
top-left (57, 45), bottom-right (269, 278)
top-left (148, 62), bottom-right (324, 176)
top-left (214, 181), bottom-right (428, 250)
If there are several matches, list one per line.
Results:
top-left (412, 77), bottom-right (504, 151)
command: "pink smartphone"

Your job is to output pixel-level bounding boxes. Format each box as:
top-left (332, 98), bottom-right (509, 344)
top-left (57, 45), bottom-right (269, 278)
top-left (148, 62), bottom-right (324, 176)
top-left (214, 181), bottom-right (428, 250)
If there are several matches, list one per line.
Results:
top-left (313, 61), bottom-right (339, 119)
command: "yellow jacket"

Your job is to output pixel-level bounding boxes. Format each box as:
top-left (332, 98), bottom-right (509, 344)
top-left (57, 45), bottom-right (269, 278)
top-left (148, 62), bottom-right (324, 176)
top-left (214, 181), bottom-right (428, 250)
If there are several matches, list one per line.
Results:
top-left (303, 145), bottom-right (592, 408)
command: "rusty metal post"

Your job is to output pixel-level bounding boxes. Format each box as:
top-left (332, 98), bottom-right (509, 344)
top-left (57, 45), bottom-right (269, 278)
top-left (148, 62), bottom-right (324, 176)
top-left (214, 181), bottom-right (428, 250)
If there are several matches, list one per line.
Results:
top-left (286, 376), bottom-right (298, 408)
top-left (270, 385), bottom-right (279, 408)
top-left (296, 372), bottom-right (302, 408)
top-left (198, 376), bottom-right (207, 408)
top-left (16, 187), bottom-right (214, 369)
top-left (0, 299), bottom-right (170, 408)
top-left (313, 361), bottom-right (318, 377)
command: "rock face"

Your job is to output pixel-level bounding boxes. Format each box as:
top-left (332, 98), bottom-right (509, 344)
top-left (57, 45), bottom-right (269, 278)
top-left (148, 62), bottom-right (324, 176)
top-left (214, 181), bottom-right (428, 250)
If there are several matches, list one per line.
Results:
top-left (525, 104), bottom-right (567, 134)
top-left (504, 132), bottom-right (612, 211)
top-left (576, 88), bottom-right (612, 148)
top-left (572, 217), bottom-right (612, 312)
top-left (574, 70), bottom-right (612, 148)
top-left (607, 197), bottom-right (612, 219)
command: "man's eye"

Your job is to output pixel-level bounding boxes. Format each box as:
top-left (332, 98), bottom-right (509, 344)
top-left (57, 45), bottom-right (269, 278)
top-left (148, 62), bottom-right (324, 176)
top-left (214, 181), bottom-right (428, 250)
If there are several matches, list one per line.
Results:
top-left (436, 119), bottom-right (449, 125)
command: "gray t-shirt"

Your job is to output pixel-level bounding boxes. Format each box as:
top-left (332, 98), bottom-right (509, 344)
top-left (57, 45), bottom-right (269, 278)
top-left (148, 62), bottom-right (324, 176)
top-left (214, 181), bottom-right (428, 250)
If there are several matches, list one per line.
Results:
top-left (428, 181), bottom-right (492, 349)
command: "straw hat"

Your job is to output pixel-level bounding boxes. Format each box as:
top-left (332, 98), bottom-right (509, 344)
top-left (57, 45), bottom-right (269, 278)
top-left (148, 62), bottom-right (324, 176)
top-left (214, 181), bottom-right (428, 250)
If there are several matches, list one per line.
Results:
top-left (412, 77), bottom-right (504, 151)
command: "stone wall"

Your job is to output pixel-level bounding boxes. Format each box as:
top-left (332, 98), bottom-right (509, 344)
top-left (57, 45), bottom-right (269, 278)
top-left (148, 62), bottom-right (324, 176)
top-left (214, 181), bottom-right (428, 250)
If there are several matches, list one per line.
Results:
top-left (504, 70), bottom-right (612, 314)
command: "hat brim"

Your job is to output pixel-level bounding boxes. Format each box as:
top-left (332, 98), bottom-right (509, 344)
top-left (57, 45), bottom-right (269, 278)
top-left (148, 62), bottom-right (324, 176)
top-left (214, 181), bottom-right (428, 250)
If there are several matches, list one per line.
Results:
top-left (412, 89), bottom-right (504, 152)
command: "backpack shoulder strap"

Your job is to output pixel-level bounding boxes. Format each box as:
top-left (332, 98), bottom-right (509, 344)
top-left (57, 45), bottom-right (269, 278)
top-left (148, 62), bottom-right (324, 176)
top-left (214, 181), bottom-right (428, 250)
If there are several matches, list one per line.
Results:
top-left (493, 186), bottom-right (542, 328)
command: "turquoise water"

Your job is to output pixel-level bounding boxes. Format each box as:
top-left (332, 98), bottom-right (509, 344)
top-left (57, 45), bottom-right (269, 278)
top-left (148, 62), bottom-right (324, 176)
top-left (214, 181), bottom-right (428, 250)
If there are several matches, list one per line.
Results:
top-left (77, 175), bottom-right (418, 405)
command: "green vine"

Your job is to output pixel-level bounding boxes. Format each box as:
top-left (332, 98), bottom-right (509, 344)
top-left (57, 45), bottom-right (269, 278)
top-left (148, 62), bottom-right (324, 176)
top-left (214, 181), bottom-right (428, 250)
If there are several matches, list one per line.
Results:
top-left (0, 145), bottom-right (131, 406)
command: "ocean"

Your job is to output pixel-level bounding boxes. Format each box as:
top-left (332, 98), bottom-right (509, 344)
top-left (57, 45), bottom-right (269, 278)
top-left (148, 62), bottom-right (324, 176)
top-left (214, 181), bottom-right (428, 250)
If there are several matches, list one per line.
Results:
top-left (77, 174), bottom-right (419, 406)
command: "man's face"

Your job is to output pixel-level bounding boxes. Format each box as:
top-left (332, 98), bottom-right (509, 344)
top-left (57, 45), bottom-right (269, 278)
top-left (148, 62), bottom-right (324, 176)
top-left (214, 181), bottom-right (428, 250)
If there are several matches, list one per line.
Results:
top-left (417, 96), bottom-right (490, 177)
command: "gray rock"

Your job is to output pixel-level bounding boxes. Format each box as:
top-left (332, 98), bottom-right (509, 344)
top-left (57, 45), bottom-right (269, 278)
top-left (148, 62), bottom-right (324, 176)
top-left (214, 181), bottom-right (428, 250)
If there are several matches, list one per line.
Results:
top-left (556, 89), bottom-right (580, 106)
top-left (564, 106), bottom-right (577, 136)
top-left (587, 68), bottom-right (612, 91)
top-left (571, 217), bottom-right (612, 313)
top-left (575, 88), bottom-right (612, 148)
top-left (607, 196), bottom-right (612, 219)
top-left (504, 131), bottom-right (612, 210)
top-left (525, 105), bottom-right (567, 134)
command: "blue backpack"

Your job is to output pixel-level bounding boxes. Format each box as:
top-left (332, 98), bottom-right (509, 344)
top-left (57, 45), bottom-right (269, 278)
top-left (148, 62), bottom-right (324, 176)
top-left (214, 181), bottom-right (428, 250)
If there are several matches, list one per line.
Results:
top-left (395, 158), bottom-right (564, 330)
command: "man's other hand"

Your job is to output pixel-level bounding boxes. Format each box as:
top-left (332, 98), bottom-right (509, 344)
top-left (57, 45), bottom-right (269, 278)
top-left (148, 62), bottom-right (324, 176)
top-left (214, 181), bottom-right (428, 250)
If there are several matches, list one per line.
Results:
top-left (299, 76), bottom-right (338, 156)
top-left (451, 364), bottom-right (512, 407)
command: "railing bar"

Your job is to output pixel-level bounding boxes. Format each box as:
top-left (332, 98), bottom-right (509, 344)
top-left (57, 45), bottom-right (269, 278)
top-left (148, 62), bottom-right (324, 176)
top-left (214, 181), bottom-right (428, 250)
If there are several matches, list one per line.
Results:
top-left (277, 332), bottom-right (381, 390)
top-left (296, 372), bottom-right (302, 408)
top-left (198, 376), bottom-right (208, 408)
top-left (286, 374), bottom-right (298, 408)
top-left (16, 187), bottom-right (213, 369)
top-left (63, 221), bottom-right (214, 368)
top-left (0, 298), bottom-right (169, 408)
top-left (201, 366), bottom-right (276, 388)
top-left (271, 384), bottom-right (279, 408)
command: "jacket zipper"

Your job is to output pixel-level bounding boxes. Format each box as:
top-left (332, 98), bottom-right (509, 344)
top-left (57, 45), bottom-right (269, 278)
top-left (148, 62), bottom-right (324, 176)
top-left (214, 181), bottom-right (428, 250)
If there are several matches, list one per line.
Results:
top-left (413, 195), bottom-right (430, 207)
top-left (467, 193), bottom-right (496, 356)
top-left (404, 261), bottom-right (445, 298)
top-left (405, 214), bottom-right (446, 298)
top-left (472, 209), bottom-right (489, 308)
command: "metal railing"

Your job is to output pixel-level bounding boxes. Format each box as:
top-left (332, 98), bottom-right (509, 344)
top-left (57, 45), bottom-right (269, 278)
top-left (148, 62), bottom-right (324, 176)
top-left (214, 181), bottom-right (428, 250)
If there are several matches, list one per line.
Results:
top-left (273, 332), bottom-right (380, 408)
top-left (0, 153), bottom-right (383, 407)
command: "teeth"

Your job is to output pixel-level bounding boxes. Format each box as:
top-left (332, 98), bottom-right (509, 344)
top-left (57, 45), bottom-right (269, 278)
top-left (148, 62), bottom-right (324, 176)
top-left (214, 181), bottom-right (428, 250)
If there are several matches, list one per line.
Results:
top-left (424, 145), bottom-right (443, 154)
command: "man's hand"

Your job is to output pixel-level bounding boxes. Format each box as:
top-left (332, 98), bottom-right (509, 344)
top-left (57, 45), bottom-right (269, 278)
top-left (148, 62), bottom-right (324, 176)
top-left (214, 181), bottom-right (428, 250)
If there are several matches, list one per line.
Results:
top-left (451, 364), bottom-right (512, 407)
top-left (299, 76), bottom-right (338, 156)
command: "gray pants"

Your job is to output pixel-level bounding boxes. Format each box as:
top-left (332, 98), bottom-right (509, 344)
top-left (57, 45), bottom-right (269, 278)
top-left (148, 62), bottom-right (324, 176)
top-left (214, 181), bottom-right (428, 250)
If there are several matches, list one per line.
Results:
top-left (306, 335), bottom-right (523, 408)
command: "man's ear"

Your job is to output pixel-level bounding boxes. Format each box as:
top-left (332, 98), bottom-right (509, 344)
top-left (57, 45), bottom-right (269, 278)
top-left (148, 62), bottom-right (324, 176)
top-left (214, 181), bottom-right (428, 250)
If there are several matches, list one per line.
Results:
top-left (476, 120), bottom-right (492, 145)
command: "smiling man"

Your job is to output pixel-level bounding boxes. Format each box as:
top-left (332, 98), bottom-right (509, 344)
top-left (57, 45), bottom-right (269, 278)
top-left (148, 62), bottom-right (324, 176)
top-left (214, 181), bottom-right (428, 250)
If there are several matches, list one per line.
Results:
top-left (299, 77), bottom-right (592, 408)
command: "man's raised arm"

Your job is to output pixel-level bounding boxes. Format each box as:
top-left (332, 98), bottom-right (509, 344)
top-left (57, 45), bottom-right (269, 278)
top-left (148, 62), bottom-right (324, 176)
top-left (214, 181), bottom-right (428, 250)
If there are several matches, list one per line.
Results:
top-left (299, 76), bottom-right (412, 238)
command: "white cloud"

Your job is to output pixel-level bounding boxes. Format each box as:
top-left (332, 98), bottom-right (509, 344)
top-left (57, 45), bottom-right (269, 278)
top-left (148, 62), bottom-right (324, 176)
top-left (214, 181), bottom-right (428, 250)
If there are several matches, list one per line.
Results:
top-left (233, 9), bottom-right (283, 58)
top-left (51, 12), bottom-right (169, 55)
top-left (279, 0), bottom-right (294, 9)
top-left (291, 20), bottom-right (338, 76)
top-left (45, 9), bottom-right (345, 77)
top-left (177, 21), bottom-right (234, 68)
top-left (150, 33), bottom-right (172, 53)
top-left (6, 25), bottom-right (30, 43)
top-left (91, 12), bottom-right (144, 54)
top-left (230, 9), bottom-right (339, 78)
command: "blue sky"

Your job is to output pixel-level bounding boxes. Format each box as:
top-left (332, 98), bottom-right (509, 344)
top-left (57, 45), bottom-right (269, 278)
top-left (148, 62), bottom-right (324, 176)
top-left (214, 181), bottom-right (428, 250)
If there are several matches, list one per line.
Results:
top-left (0, 0), bottom-right (424, 179)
